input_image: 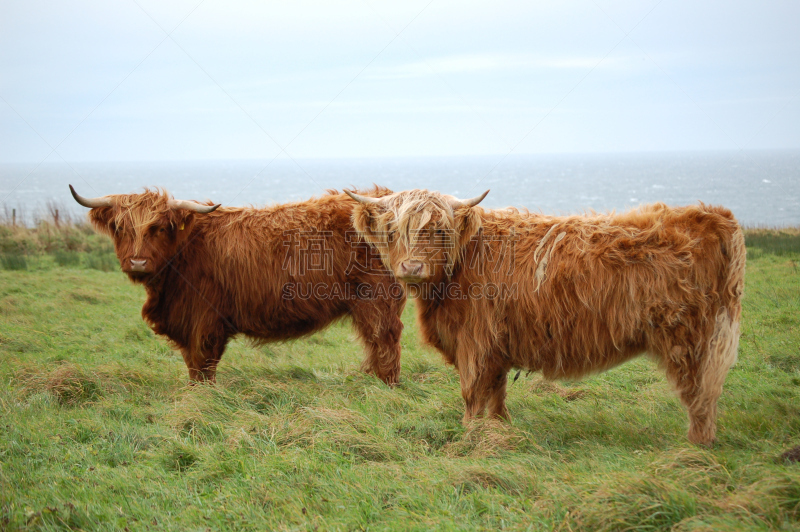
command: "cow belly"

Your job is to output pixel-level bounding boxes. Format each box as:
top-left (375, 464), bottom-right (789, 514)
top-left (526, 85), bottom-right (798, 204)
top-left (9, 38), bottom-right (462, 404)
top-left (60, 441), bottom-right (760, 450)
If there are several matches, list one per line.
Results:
top-left (238, 299), bottom-right (349, 341)
top-left (509, 312), bottom-right (648, 380)
top-left (513, 339), bottom-right (645, 379)
top-left (533, 341), bottom-right (647, 380)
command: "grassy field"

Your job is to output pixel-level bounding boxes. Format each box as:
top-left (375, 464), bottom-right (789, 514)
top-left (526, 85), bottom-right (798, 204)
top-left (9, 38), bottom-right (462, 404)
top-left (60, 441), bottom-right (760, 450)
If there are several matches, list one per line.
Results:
top-left (1, 225), bottom-right (799, 531)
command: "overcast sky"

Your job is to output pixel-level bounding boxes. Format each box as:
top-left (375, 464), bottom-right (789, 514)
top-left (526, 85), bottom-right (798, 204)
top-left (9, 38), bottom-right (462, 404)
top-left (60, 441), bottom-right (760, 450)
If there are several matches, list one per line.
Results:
top-left (1, 0), bottom-right (798, 162)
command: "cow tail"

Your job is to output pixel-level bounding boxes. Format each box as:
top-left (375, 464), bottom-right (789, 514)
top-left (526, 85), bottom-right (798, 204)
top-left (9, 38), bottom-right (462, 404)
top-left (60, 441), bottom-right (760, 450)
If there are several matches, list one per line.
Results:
top-left (680, 219), bottom-right (745, 444)
top-left (701, 220), bottom-right (745, 400)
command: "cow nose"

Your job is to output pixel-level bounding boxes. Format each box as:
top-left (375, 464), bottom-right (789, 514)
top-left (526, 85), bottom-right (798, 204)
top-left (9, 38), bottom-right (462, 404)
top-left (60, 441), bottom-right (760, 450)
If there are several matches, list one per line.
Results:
top-left (130, 259), bottom-right (147, 272)
top-left (399, 260), bottom-right (424, 278)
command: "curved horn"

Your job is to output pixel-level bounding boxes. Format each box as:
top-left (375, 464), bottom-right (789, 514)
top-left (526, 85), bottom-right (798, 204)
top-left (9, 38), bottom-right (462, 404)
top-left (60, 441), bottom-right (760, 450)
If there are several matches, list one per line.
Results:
top-left (69, 184), bottom-right (113, 209)
top-left (345, 190), bottom-right (381, 204)
top-left (168, 199), bottom-right (220, 214)
top-left (450, 189), bottom-right (490, 209)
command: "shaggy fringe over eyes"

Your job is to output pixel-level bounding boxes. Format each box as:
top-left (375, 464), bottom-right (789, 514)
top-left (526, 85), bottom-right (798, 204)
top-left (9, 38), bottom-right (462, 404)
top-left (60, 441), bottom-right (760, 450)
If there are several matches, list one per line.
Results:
top-left (380, 190), bottom-right (461, 273)
top-left (106, 189), bottom-right (174, 254)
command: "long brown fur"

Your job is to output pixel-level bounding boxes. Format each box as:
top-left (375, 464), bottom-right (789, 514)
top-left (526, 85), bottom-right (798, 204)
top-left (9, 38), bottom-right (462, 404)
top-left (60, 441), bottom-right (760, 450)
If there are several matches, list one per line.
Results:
top-left (86, 187), bottom-right (406, 385)
top-left (351, 190), bottom-right (745, 445)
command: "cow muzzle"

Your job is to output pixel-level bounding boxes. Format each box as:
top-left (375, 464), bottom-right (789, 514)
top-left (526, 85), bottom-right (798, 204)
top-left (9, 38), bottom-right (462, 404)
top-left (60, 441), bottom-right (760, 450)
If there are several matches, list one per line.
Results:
top-left (129, 259), bottom-right (147, 272)
top-left (397, 260), bottom-right (427, 282)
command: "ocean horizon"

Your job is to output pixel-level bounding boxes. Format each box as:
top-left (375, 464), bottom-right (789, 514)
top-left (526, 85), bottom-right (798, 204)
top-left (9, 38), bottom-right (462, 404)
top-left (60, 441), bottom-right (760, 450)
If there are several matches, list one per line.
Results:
top-left (2, 150), bottom-right (798, 227)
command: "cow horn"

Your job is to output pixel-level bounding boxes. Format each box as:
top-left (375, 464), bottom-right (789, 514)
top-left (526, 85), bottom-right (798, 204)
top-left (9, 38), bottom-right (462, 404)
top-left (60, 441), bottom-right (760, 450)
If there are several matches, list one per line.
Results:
top-left (69, 184), bottom-right (113, 209)
top-left (450, 189), bottom-right (490, 209)
top-left (345, 190), bottom-right (381, 204)
top-left (168, 199), bottom-right (220, 214)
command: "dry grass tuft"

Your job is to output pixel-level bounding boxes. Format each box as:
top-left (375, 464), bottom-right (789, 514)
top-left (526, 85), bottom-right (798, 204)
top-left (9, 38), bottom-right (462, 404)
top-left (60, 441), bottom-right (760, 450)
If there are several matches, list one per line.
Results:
top-left (303, 406), bottom-right (367, 426)
top-left (651, 447), bottom-right (726, 475)
top-left (301, 406), bottom-right (402, 462)
top-left (722, 473), bottom-right (800, 527)
top-left (16, 364), bottom-right (106, 405)
top-left (259, 412), bottom-right (314, 448)
top-left (451, 466), bottom-right (523, 494)
top-left (443, 418), bottom-right (526, 458)
top-left (570, 473), bottom-right (701, 531)
top-left (530, 377), bottom-right (587, 401)
top-left (164, 385), bottom-right (243, 443)
top-left (45, 366), bottom-right (104, 405)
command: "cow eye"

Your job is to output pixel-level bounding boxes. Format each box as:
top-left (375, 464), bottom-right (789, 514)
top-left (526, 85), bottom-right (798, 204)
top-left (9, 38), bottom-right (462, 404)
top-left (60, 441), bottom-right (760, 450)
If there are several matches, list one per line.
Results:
top-left (158, 227), bottom-right (166, 234)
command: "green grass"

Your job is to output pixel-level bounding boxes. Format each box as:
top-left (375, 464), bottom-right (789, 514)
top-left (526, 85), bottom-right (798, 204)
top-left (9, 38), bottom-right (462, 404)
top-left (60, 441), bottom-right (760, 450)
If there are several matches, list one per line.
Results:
top-left (745, 229), bottom-right (800, 260)
top-left (1, 231), bottom-right (799, 530)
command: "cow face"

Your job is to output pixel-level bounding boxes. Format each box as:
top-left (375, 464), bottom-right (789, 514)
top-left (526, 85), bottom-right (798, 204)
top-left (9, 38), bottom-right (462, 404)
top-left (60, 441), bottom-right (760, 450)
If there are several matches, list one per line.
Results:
top-left (348, 189), bottom-right (488, 284)
top-left (70, 187), bottom-right (219, 282)
top-left (91, 204), bottom-right (191, 280)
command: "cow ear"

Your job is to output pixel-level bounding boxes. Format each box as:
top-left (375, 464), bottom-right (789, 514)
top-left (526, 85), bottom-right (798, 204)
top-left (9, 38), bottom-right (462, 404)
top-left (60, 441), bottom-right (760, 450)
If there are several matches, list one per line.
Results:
top-left (88, 206), bottom-right (116, 237)
top-left (454, 206), bottom-right (482, 250)
top-left (170, 210), bottom-right (196, 244)
top-left (351, 204), bottom-right (380, 244)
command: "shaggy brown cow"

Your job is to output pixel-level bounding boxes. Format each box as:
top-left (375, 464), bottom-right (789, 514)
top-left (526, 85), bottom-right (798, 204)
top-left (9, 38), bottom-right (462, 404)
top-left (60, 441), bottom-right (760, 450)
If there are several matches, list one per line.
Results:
top-left (70, 185), bottom-right (405, 385)
top-left (347, 189), bottom-right (745, 445)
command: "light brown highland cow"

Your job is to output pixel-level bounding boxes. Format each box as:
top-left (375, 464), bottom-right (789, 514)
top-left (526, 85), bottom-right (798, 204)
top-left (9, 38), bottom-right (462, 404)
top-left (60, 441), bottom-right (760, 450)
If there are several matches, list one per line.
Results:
top-left (347, 189), bottom-right (745, 445)
top-left (70, 186), bottom-right (405, 385)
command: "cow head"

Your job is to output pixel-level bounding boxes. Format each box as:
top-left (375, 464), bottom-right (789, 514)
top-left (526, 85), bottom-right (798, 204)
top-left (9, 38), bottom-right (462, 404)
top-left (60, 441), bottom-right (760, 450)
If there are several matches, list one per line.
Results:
top-left (347, 188), bottom-right (488, 284)
top-left (70, 185), bottom-right (219, 282)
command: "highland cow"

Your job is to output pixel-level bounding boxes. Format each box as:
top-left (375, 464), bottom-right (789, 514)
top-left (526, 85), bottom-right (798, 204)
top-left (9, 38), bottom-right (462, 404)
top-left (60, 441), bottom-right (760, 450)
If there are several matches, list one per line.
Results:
top-left (347, 188), bottom-right (745, 445)
top-left (71, 185), bottom-right (405, 385)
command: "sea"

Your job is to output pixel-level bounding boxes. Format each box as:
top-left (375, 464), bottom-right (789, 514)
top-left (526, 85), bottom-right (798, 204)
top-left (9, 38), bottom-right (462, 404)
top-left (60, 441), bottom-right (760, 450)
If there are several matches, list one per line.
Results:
top-left (1, 150), bottom-right (798, 227)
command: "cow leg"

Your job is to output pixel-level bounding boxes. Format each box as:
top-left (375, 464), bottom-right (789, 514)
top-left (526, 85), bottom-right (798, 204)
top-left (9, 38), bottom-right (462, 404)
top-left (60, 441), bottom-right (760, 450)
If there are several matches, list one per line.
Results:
top-left (666, 310), bottom-right (739, 446)
top-left (350, 299), bottom-right (404, 386)
top-left (181, 332), bottom-right (229, 384)
top-left (459, 359), bottom-right (510, 423)
top-left (181, 347), bottom-right (208, 383)
top-left (676, 367), bottom-right (725, 447)
top-left (486, 369), bottom-right (510, 420)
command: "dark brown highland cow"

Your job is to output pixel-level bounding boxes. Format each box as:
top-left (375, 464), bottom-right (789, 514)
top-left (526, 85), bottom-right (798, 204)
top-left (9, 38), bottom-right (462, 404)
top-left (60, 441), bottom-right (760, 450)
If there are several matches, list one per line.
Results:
top-left (347, 189), bottom-right (745, 445)
top-left (70, 185), bottom-right (405, 385)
